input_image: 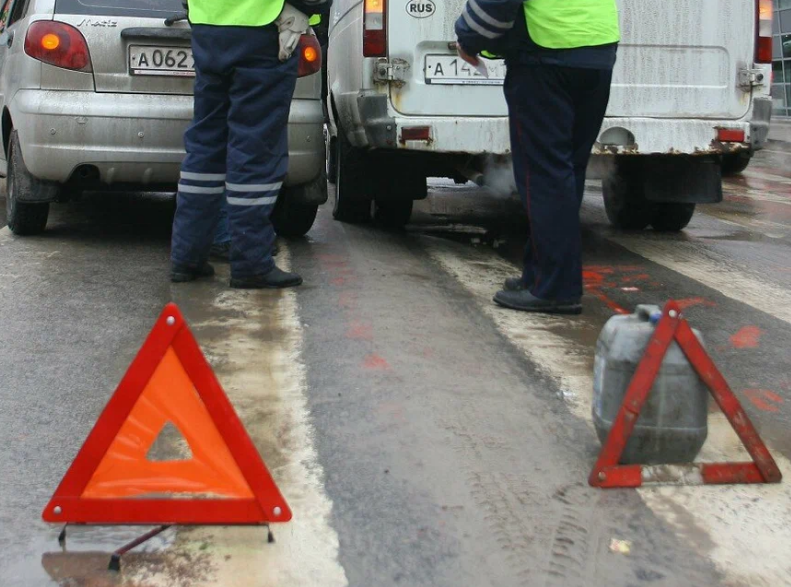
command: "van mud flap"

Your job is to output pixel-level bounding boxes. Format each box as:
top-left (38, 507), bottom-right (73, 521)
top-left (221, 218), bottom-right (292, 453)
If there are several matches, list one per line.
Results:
top-left (642, 157), bottom-right (723, 204)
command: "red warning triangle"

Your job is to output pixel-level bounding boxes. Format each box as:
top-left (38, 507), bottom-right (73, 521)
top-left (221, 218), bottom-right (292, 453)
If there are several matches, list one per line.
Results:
top-left (42, 303), bottom-right (291, 525)
top-left (589, 300), bottom-right (782, 488)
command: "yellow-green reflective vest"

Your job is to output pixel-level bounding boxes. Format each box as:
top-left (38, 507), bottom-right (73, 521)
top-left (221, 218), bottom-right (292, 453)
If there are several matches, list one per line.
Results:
top-left (309, 14), bottom-right (321, 26)
top-left (524, 0), bottom-right (619, 50)
top-left (189, 0), bottom-right (285, 27)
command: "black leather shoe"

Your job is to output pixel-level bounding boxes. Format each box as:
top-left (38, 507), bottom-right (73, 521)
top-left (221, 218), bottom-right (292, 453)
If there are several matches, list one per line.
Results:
top-left (503, 276), bottom-right (527, 291)
top-left (493, 289), bottom-right (582, 315)
top-left (230, 266), bottom-right (303, 289)
top-left (171, 262), bottom-right (215, 283)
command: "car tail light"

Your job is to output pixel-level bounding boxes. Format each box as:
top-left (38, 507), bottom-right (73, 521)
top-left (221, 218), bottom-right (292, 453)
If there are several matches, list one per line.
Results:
top-left (363, 0), bottom-right (386, 57)
top-left (297, 34), bottom-right (322, 77)
top-left (24, 21), bottom-right (92, 72)
top-left (756, 0), bottom-right (773, 64)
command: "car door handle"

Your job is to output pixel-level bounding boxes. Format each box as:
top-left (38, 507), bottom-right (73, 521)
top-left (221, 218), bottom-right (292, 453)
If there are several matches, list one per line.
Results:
top-left (6, 30), bottom-right (14, 48)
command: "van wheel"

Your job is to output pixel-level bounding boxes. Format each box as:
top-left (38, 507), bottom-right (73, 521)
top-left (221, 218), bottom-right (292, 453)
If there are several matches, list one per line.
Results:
top-left (6, 131), bottom-right (49, 236)
top-left (333, 131), bottom-right (371, 223)
top-left (325, 129), bottom-right (338, 184)
top-left (374, 199), bottom-right (413, 228)
top-left (603, 160), bottom-right (656, 230)
top-left (651, 203), bottom-right (696, 232)
top-left (721, 152), bottom-right (751, 176)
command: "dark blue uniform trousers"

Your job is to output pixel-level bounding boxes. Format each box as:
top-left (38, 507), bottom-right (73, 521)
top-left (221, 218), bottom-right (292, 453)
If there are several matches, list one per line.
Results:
top-left (171, 24), bottom-right (297, 278)
top-left (504, 63), bottom-right (613, 301)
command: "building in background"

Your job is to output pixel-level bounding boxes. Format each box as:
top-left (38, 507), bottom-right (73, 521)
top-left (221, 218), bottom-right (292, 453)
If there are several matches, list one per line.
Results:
top-left (773, 0), bottom-right (791, 117)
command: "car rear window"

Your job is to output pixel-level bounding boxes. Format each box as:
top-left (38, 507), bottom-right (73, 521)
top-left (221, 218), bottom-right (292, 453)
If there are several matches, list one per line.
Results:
top-left (55, 0), bottom-right (184, 17)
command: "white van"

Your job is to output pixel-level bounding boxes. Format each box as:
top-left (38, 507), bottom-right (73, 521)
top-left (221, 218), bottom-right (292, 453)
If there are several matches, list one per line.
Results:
top-left (326, 0), bottom-right (772, 231)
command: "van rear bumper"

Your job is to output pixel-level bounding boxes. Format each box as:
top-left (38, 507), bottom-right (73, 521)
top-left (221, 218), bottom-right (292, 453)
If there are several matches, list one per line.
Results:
top-left (594, 113), bottom-right (766, 156)
top-left (358, 94), bottom-right (769, 158)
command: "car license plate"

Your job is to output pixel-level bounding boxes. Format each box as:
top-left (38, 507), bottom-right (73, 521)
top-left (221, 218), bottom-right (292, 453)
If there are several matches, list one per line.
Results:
top-left (129, 45), bottom-right (195, 77)
top-left (425, 55), bottom-right (505, 86)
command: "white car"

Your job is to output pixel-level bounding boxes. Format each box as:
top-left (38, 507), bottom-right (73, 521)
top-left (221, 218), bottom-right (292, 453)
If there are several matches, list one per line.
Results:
top-left (0, 0), bottom-right (326, 237)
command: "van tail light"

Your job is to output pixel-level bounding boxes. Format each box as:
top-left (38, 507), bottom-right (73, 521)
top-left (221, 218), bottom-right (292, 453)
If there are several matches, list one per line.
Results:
top-left (297, 34), bottom-right (322, 77)
top-left (756, 0), bottom-right (773, 64)
top-left (24, 21), bottom-right (92, 72)
top-left (363, 0), bottom-right (386, 57)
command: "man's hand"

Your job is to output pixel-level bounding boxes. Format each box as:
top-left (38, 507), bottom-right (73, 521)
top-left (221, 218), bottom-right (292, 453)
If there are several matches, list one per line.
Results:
top-left (457, 44), bottom-right (480, 66)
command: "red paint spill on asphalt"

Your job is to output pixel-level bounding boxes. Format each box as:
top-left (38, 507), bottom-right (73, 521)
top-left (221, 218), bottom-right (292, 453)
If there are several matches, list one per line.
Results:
top-left (346, 321), bottom-right (373, 340)
top-left (675, 297), bottom-right (717, 310)
top-left (744, 389), bottom-right (783, 413)
top-left (363, 354), bottom-right (391, 370)
top-left (730, 326), bottom-right (763, 349)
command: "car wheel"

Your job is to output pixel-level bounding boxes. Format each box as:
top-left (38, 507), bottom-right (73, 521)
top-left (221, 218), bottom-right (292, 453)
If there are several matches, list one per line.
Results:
top-left (602, 159), bottom-right (656, 230)
top-left (271, 171), bottom-right (326, 238)
top-left (374, 199), bottom-right (413, 228)
top-left (333, 130), bottom-right (371, 223)
top-left (721, 152), bottom-right (751, 176)
top-left (6, 131), bottom-right (49, 236)
top-left (651, 203), bottom-right (696, 232)
top-left (325, 128), bottom-right (338, 184)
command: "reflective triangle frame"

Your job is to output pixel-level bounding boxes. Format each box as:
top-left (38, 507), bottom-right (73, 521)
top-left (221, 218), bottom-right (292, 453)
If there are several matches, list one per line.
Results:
top-left (589, 300), bottom-right (782, 489)
top-left (42, 303), bottom-right (292, 525)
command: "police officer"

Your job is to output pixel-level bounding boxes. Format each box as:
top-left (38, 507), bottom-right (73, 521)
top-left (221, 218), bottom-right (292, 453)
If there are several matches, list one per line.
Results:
top-left (171, 0), bottom-right (331, 288)
top-left (456, 0), bottom-right (619, 314)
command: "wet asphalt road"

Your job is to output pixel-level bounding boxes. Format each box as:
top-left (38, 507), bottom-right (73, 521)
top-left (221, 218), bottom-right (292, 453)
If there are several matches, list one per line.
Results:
top-left (1, 145), bottom-right (791, 586)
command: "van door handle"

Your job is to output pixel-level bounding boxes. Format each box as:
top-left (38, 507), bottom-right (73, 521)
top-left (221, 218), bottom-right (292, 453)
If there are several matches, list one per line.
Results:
top-left (6, 30), bottom-right (14, 48)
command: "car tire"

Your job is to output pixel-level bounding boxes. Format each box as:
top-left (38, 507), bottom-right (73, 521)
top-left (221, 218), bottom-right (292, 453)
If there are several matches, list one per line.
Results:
top-left (603, 159), bottom-right (656, 230)
top-left (374, 199), bottom-right (413, 228)
top-left (333, 130), bottom-right (371, 223)
top-left (721, 152), bottom-right (751, 176)
top-left (6, 131), bottom-right (50, 236)
top-left (650, 203), bottom-right (696, 232)
top-left (271, 171), bottom-right (326, 238)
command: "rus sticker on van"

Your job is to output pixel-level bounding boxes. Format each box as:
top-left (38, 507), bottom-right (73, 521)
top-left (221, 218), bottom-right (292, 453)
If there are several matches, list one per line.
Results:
top-left (406, 0), bottom-right (436, 18)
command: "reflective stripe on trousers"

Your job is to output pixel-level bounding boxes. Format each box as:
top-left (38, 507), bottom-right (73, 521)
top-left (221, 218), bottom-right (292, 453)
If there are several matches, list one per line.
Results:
top-left (170, 24), bottom-right (298, 278)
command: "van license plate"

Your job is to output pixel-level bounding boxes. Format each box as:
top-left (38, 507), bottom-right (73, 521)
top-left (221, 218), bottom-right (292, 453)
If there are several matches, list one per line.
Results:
top-left (129, 46), bottom-right (195, 77)
top-left (425, 55), bottom-right (505, 86)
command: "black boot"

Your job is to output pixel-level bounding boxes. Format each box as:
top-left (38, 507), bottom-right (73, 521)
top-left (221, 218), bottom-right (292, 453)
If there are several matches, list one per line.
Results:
top-left (493, 289), bottom-right (581, 315)
top-left (230, 266), bottom-right (303, 289)
top-left (171, 262), bottom-right (215, 283)
top-left (503, 276), bottom-right (527, 291)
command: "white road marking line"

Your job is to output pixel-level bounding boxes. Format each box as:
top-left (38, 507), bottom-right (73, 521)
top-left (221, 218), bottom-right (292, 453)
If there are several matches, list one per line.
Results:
top-left (424, 237), bottom-right (791, 587)
top-left (139, 246), bottom-right (347, 587)
top-left (741, 169), bottom-right (791, 185)
top-left (607, 235), bottom-right (791, 326)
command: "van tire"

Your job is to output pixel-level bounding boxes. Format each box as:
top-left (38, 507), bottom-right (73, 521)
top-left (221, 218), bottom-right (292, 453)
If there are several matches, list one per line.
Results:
top-left (325, 130), bottom-right (338, 184)
top-left (374, 199), bottom-right (413, 228)
top-left (333, 131), bottom-right (371, 223)
top-left (721, 152), bottom-right (751, 176)
top-left (651, 203), bottom-right (696, 232)
top-left (6, 131), bottom-right (49, 236)
top-left (603, 160), bottom-right (656, 230)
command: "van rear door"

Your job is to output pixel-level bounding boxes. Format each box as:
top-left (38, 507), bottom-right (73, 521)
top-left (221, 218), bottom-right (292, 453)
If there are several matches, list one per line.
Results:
top-left (386, 0), bottom-right (508, 117)
top-left (609, 0), bottom-right (754, 119)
